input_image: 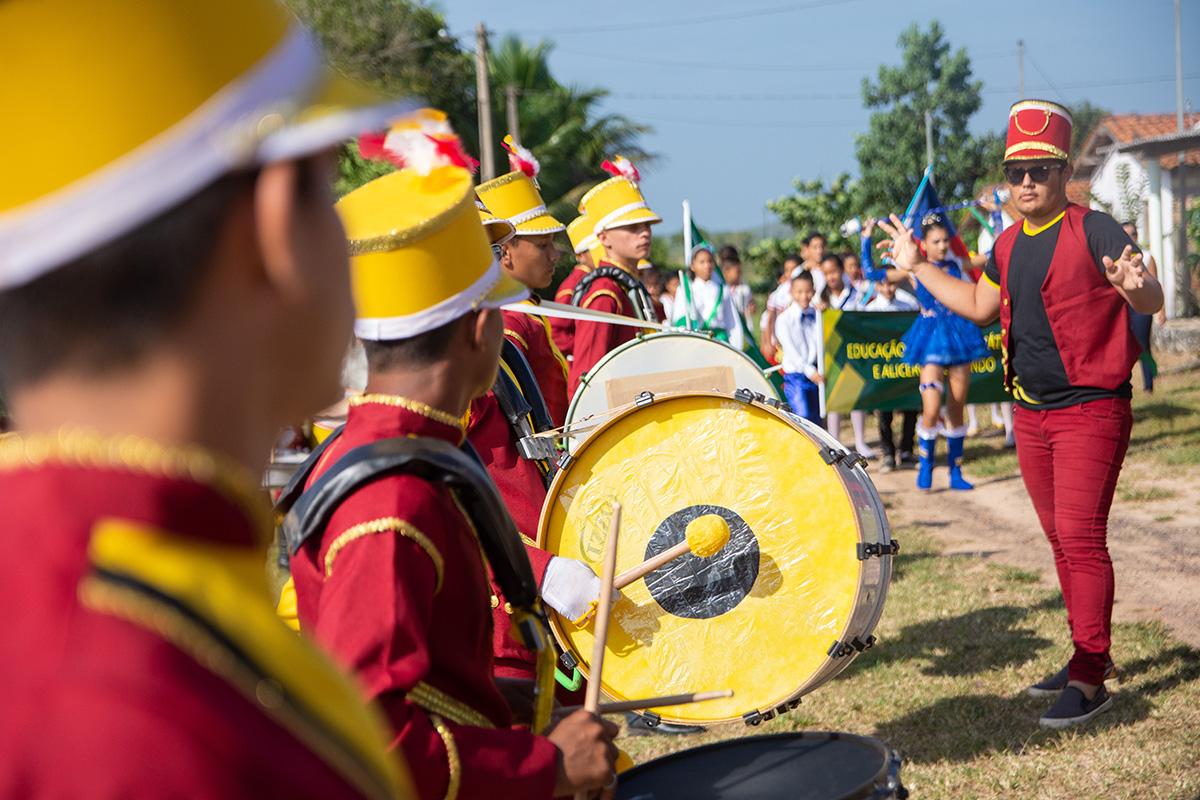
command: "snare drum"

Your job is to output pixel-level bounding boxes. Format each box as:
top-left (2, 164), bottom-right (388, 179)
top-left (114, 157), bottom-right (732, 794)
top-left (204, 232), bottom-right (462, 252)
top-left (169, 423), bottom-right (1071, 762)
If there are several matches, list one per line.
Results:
top-left (616, 732), bottom-right (907, 799)
top-left (565, 331), bottom-right (778, 450)
top-left (539, 391), bottom-right (894, 726)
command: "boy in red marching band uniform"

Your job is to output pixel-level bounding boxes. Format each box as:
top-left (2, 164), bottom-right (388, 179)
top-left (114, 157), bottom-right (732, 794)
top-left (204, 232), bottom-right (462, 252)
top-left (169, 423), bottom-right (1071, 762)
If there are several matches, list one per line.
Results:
top-left (550, 214), bottom-right (601, 360)
top-left (287, 114), bottom-right (617, 800)
top-left (566, 158), bottom-right (662, 396)
top-left (472, 142), bottom-right (603, 688)
top-left (0, 1), bottom-right (414, 795)
top-left (879, 99), bottom-right (1163, 728)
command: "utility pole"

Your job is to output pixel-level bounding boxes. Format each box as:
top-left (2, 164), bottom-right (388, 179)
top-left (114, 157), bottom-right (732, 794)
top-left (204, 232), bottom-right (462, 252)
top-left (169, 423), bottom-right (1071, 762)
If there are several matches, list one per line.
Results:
top-left (924, 109), bottom-right (934, 171)
top-left (505, 84), bottom-right (521, 146)
top-left (1017, 39), bottom-right (1025, 99)
top-left (474, 22), bottom-right (496, 180)
top-left (1173, 0), bottom-right (1194, 316)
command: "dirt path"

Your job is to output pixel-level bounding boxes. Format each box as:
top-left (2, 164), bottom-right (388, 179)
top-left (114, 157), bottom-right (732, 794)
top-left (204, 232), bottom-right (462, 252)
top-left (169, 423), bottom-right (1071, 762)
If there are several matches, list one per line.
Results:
top-left (871, 457), bottom-right (1200, 648)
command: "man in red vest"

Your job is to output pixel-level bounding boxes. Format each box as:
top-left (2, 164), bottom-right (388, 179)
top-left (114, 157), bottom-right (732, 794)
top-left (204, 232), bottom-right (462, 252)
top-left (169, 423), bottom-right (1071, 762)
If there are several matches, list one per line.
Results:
top-left (878, 99), bottom-right (1163, 729)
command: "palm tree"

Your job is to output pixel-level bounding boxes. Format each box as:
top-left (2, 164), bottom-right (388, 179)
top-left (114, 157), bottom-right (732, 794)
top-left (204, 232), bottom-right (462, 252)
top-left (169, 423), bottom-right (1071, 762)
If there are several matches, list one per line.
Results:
top-left (490, 36), bottom-right (654, 219)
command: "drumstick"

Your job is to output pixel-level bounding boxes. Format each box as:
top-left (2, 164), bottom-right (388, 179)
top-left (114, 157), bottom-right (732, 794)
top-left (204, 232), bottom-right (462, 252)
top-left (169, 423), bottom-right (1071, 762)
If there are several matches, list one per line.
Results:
top-left (560, 689), bottom-right (733, 716)
top-left (612, 514), bottom-right (731, 591)
top-left (577, 502), bottom-right (621, 800)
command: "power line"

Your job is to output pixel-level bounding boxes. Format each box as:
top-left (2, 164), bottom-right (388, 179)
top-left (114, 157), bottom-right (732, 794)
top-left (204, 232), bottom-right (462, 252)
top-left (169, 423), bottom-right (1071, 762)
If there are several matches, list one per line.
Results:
top-left (559, 47), bottom-right (1017, 75)
top-left (553, 72), bottom-right (1199, 104)
top-left (520, 0), bottom-right (864, 36)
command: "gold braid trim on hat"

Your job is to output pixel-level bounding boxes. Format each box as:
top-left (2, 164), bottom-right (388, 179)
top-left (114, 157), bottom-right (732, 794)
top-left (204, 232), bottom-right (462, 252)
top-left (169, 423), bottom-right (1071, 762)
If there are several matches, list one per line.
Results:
top-left (1004, 141), bottom-right (1068, 161)
top-left (477, 170), bottom-right (529, 192)
top-left (0, 430), bottom-right (270, 541)
top-left (347, 188), bottom-right (474, 256)
top-left (410, 683), bottom-right (495, 729)
top-left (1013, 108), bottom-right (1051, 136)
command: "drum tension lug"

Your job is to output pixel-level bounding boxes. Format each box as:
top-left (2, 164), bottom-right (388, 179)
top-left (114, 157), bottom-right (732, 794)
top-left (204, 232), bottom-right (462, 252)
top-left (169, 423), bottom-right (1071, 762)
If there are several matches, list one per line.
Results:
top-left (857, 540), bottom-right (901, 560)
top-left (558, 651), bottom-right (579, 672)
top-left (742, 708), bottom-right (776, 727)
top-left (733, 387), bottom-right (757, 404)
top-left (850, 635), bottom-right (876, 652)
top-left (827, 639), bottom-right (856, 658)
top-left (638, 711), bottom-right (662, 728)
top-left (556, 452), bottom-right (574, 471)
top-left (634, 391), bottom-right (656, 407)
top-left (819, 447), bottom-right (844, 466)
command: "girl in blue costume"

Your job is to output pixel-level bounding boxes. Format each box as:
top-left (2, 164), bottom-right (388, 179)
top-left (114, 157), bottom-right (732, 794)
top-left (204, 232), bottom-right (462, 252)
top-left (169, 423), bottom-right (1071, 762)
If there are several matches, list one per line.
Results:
top-left (862, 213), bottom-right (989, 491)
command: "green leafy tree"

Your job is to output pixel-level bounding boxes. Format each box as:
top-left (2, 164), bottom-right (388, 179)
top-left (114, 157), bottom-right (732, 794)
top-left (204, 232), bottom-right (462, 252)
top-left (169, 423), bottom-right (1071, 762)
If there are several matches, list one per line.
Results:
top-left (1068, 100), bottom-right (1109, 156)
top-left (287, 0), bottom-right (477, 193)
top-left (856, 22), bottom-right (1000, 214)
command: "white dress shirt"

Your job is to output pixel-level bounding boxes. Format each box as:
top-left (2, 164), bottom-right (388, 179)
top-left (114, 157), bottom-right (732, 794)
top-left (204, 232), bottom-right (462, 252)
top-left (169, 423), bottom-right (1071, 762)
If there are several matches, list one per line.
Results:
top-left (673, 276), bottom-right (744, 350)
top-left (774, 302), bottom-right (821, 379)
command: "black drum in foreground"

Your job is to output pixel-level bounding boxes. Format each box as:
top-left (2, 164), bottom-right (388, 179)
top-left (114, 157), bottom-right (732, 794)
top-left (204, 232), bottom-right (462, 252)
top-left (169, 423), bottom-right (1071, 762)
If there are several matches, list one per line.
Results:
top-left (616, 732), bottom-right (907, 800)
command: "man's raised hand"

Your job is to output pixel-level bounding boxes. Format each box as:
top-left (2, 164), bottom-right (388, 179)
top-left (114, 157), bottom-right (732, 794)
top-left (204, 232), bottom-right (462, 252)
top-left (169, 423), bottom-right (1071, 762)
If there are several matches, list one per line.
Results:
top-left (1103, 245), bottom-right (1146, 292)
top-left (875, 214), bottom-right (922, 272)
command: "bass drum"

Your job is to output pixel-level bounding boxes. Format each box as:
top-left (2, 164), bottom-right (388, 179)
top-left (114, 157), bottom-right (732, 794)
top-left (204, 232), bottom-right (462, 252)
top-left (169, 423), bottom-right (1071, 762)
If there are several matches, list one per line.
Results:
top-left (615, 732), bottom-right (907, 799)
top-left (538, 391), bottom-right (894, 726)
top-left (564, 331), bottom-right (778, 451)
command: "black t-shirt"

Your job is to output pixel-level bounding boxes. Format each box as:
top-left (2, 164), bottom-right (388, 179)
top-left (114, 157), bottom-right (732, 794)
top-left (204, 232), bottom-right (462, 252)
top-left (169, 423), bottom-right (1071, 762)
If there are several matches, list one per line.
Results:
top-left (983, 210), bottom-right (1136, 410)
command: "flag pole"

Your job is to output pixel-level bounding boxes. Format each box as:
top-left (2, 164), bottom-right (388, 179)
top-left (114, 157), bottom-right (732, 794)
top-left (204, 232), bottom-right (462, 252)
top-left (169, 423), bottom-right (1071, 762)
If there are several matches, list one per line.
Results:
top-left (816, 308), bottom-right (827, 419)
top-left (680, 200), bottom-right (696, 330)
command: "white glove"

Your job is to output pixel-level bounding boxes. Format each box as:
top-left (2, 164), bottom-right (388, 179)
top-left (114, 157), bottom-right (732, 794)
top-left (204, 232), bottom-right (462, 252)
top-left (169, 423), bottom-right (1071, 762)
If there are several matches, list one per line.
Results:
top-left (541, 557), bottom-right (604, 623)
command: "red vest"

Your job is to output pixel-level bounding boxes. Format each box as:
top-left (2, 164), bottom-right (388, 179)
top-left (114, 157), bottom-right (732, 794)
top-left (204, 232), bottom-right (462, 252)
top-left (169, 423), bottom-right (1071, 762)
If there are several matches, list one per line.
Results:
top-left (992, 203), bottom-right (1139, 392)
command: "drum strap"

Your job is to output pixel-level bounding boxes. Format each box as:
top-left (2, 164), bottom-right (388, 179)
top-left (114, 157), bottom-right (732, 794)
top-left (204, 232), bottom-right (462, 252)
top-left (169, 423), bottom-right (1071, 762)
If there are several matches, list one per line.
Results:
top-left (274, 425), bottom-right (346, 569)
top-left (278, 435), bottom-right (557, 733)
top-left (570, 265), bottom-right (656, 322)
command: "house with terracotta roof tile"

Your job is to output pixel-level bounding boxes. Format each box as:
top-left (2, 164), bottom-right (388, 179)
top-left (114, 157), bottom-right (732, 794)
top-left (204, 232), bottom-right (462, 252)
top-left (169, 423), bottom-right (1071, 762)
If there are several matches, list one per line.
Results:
top-left (1074, 113), bottom-right (1200, 317)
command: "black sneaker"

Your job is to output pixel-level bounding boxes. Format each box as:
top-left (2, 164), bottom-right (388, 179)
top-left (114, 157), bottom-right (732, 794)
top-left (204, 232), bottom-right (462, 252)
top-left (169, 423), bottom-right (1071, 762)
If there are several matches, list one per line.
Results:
top-left (898, 451), bottom-right (917, 468)
top-left (1038, 685), bottom-right (1113, 729)
top-left (1026, 661), bottom-right (1117, 698)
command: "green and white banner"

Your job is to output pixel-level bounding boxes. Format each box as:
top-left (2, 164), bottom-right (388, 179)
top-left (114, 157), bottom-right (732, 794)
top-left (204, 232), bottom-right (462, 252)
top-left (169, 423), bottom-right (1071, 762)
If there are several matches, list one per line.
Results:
top-left (822, 310), bottom-right (1007, 413)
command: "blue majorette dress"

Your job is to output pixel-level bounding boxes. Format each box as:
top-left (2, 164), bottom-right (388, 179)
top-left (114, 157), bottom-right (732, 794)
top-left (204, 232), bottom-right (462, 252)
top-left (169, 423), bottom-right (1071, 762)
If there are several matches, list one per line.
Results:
top-left (901, 259), bottom-right (990, 366)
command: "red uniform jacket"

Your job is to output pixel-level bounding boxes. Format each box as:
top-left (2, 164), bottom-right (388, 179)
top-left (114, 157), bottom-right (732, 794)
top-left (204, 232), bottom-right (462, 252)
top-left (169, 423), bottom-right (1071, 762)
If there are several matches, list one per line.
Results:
top-left (567, 261), bottom-right (640, 397)
top-left (291, 397), bottom-right (559, 800)
top-left (0, 438), bottom-right (404, 799)
top-left (466, 369), bottom-right (555, 679)
top-left (992, 203), bottom-right (1139, 391)
top-left (503, 303), bottom-right (570, 427)
top-left (550, 264), bottom-right (591, 360)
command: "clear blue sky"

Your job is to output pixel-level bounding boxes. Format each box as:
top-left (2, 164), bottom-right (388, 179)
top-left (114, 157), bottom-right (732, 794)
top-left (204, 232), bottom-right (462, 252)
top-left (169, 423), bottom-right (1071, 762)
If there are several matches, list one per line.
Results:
top-left (435, 0), bottom-right (1199, 234)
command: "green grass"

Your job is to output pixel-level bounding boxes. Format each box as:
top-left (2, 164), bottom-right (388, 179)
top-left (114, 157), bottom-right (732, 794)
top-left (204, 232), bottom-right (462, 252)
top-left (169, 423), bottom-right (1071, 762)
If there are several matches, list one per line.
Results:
top-left (1117, 485), bottom-right (1178, 503)
top-left (620, 528), bottom-right (1200, 799)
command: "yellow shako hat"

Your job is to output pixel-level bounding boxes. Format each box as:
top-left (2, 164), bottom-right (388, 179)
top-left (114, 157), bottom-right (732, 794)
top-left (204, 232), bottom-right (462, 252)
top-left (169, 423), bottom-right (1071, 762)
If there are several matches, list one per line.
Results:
top-left (339, 110), bottom-right (528, 342)
top-left (566, 214), bottom-right (598, 255)
top-left (476, 136), bottom-right (565, 235)
top-left (0, 0), bottom-right (415, 291)
top-left (476, 195), bottom-right (517, 246)
top-left (578, 155), bottom-right (661, 236)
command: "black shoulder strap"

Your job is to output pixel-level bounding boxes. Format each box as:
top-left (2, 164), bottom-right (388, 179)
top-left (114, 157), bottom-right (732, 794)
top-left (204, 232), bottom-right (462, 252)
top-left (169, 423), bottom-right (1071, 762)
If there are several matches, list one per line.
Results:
top-left (570, 265), bottom-right (656, 322)
top-left (273, 425), bottom-right (345, 569)
top-left (281, 436), bottom-right (538, 609)
top-left (500, 339), bottom-right (554, 434)
top-left (275, 425), bottom-right (346, 517)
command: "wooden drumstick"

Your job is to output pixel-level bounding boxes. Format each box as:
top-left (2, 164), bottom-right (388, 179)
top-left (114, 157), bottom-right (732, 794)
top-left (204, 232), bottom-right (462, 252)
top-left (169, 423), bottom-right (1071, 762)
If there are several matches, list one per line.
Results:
top-left (560, 689), bottom-right (734, 716)
top-left (612, 513), bottom-right (731, 591)
top-left (577, 502), bottom-right (621, 800)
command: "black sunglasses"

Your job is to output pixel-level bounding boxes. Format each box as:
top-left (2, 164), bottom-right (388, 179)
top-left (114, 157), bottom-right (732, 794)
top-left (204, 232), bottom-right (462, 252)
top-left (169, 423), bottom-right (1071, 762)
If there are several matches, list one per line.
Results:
top-left (1004, 163), bottom-right (1064, 185)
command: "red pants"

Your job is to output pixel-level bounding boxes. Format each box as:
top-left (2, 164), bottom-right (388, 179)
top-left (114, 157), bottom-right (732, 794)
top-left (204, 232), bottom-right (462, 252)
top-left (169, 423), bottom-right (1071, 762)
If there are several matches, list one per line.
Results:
top-left (1014, 397), bottom-right (1132, 685)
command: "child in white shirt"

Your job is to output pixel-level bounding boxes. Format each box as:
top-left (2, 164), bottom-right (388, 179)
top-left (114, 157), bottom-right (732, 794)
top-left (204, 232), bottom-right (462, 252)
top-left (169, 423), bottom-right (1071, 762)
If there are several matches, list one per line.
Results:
top-left (773, 271), bottom-right (823, 423)
top-left (865, 281), bottom-right (920, 471)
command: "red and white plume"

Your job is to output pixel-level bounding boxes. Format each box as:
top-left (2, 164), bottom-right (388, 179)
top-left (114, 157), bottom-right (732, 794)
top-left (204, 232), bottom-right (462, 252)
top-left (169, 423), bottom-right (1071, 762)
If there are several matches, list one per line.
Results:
top-left (357, 108), bottom-right (479, 175)
top-left (502, 135), bottom-right (540, 178)
top-left (601, 155), bottom-right (640, 185)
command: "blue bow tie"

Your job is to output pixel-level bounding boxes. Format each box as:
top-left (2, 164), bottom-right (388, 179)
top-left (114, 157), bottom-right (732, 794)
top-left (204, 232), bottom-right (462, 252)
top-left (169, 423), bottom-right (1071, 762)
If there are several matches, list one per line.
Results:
top-left (801, 309), bottom-right (816, 321)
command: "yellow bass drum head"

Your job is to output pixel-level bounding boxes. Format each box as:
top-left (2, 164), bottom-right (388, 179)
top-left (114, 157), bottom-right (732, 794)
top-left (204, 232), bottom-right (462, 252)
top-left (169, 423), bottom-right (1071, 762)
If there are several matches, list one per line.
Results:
top-left (538, 391), bottom-right (892, 725)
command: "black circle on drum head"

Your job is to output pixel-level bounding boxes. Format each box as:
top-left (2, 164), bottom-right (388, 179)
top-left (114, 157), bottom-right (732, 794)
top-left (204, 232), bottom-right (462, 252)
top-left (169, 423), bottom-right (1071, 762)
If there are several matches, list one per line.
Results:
top-left (615, 732), bottom-right (895, 800)
top-left (644, 504), bottom-right (759, 620)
